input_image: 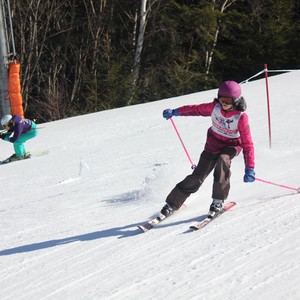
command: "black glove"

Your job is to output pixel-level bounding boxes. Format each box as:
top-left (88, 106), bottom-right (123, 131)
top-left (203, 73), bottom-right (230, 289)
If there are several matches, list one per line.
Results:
top-left (0, 132), bottom-right (9, 140)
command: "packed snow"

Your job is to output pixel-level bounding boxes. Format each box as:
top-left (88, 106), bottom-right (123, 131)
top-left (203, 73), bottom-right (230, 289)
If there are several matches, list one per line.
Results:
top-left (0, 71), bottom-right (300, 300)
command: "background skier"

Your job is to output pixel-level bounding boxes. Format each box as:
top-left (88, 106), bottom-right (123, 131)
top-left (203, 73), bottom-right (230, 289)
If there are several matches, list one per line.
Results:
top-left (0, 114), bottom-right (38, 162)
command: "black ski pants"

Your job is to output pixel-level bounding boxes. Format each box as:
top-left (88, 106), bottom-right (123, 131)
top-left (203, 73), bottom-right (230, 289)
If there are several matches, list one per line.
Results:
top-left (166, 146), bottom-right (238, 209)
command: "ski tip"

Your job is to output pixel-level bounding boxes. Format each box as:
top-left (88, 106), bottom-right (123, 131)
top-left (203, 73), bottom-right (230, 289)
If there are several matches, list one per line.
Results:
top-left (225, 201), bottom-right (237, 210)
top-left (137, 223), bottom-right (154, 232)
top-left (137, 225), bottom-right (148, 233)
top-left (189, 226), bottom-right (199, 231)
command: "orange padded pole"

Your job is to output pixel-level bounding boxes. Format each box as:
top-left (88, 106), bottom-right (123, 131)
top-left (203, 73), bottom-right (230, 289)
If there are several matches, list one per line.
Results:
top-left (8, 61), bottom-right (24, 118)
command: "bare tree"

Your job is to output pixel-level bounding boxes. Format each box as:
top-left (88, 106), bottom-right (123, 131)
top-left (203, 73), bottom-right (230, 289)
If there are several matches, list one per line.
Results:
top-left (129, 0), bottom-right (153, 105)
top-left (205, 0), bottom-right (237, 75)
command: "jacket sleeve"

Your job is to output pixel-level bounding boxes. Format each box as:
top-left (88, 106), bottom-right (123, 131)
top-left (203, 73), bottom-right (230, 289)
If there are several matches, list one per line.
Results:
top-left (9, 116), bottom-right (24, 143)
top-left (238, 113), bottom-right (255, 168)
top-left (178, 102), bottom-right (216, 117)
top-left (9, 120), bottom-right (33, 143)
top-left (9, 124), bottom-right (23, 143)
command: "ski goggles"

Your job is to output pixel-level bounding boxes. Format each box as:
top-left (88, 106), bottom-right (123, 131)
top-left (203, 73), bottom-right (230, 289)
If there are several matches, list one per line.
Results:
top-left (218, 96), bottom-right (234, 106)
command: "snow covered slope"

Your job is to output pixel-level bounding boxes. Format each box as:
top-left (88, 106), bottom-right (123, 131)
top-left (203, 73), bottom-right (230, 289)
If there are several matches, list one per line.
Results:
top-left (1, 71), bottom-right (300, 300)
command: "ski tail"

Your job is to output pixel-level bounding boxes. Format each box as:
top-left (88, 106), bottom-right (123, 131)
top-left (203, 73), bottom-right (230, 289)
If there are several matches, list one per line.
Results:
top-left (138, 214), bottom-right (166, 232)
top-left (137, 204), bottom-right (186, 233)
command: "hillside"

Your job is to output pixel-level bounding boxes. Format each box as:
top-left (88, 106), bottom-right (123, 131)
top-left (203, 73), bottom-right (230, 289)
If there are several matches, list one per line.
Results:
top-left (0, 72), bottom-right (300, 300)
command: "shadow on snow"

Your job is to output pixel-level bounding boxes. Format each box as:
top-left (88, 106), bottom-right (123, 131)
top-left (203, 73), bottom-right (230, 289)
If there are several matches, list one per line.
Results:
top-left (0, 215), bottom-right (206, 256)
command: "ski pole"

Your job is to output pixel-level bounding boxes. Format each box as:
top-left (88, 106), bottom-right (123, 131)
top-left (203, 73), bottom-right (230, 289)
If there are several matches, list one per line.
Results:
top-left (0, 126), bottom-right (44, 134)
top-left (256, 177), bottom-right (300, 193)
top-left (169, 118), bottom-right (196, 169)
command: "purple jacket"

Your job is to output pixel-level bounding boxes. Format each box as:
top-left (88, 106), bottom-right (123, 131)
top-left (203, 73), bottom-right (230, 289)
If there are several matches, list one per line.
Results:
top-left (8, 115), bottom-right (33, 143)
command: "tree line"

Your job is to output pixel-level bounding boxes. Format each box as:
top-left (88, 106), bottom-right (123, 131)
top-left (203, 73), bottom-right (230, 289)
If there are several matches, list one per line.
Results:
top-left (6, 0), bottom-right (300, 121)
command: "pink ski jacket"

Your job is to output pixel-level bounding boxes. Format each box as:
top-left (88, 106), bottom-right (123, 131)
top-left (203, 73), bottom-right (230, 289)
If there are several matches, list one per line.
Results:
top-left (178, 101), bottom-right (255, 168)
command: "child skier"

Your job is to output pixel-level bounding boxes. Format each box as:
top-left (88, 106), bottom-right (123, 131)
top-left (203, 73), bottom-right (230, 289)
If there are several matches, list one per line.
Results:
top-left (0, 114), bottom-right (38, 162)
top-left (160, 81), bottom-right (255, 217)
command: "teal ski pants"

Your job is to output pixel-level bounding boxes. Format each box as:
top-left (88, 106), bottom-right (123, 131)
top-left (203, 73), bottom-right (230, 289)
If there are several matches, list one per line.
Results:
top-left (14, 122), bottom-right (38, 157)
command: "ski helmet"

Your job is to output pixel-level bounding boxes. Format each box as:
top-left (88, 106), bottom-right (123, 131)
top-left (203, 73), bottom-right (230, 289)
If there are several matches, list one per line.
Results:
top-left (218, 81), bottom-right (241, 100)
top-left (1, 114), bottom-right (12, 126)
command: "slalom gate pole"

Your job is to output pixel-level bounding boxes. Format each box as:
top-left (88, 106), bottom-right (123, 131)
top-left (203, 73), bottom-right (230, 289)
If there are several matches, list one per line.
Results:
top-left (169, 118), bottom-right (196, 169)
top-left (256, 177), bottom-right (300, 193)
top-left (264, 64), bottom-right (272, 149)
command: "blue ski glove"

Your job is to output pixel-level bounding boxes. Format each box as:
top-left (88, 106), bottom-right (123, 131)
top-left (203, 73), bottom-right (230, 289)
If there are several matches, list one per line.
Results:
top-left (163, 108), bottom-right (179, 120)
top-left (244, 168), bottom-right (255, 182)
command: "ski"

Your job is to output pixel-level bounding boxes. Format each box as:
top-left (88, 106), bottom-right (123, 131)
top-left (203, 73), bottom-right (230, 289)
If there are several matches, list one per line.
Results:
top-left (0, 153), bottom-right (31, 165)
top-left (138, 204), bottom-right (186, 233)
top-left (0, 150), bottom-right (49, 165)
top-left (137, 213), bottom-right (167, 232)
top-left (189, 201), bottom-right (236, 231)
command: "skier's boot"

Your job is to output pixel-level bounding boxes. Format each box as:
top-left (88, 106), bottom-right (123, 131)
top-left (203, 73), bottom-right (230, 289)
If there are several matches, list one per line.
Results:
top-left (24, 151), bottom-right (31, 159)
top-left (9, 152), bottom-right (31, 162)
top-left (208, 199), bottom-right (224, 217)
top-left (160, 203), bottom-right (175, 218)
top-left (8, 154), bottom-right (22, 162)
top-left (8, 154), bottom-right (16, 161)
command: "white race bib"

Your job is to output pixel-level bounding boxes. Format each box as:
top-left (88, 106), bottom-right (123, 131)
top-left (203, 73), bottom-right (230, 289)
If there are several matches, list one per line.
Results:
top-left (211, 103), bottom-right (242, 138)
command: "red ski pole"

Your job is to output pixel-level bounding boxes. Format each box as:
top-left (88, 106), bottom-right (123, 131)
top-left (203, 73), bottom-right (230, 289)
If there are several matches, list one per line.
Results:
top-left (256, 177), bottom-right (300, 193)
top-left (169, 118), bottom-right (196, 169)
